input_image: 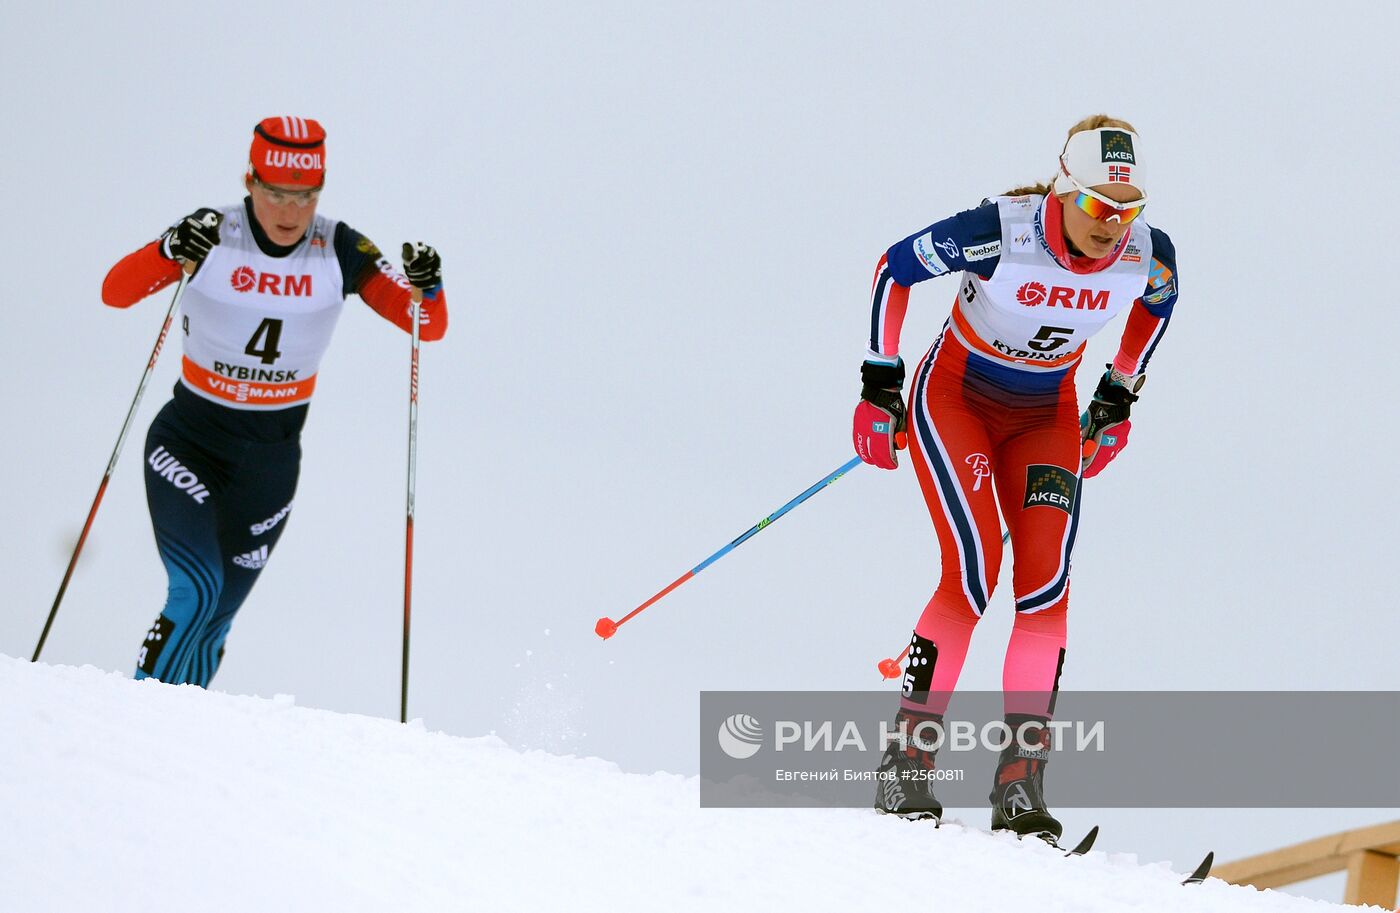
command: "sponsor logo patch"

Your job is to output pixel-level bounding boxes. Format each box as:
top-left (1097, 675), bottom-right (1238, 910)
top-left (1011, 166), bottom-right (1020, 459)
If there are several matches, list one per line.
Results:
top-left (912, 232), bottom-right (951, 276)
top-left (965, 453), bottom-right (991, 491)
top-left (1016, 282), bottom-right (1110, 311)
top-left (1100, 130), bottom-right (1136, 164)
top-left (214, 361), bottom-right (298, 383)
top-left (962, 241), bottom-right (1000, 262)
top-left (355, 237), bottom-right (381, 256)
top-left (232, 545), bottom-right (270, 570)
top-left (1024, 464), bottom-right (1078, 513)
top-left (993, 339), bottom-right (1071, 362)
top-left (1143, 258), bottom-right (1176, 305)
top-left (203, 377), bottom-right (305, 403)
top-left (251, 501), bottom-right (294, 536)
top-left (264, 150), bottom-right (323, 171)
top-left (229, 268), bottom-right (313, 296)
top-left (148, 446), bottom-right (210, 503)
top-left (1016, 281), bottom-right (1047, 307)
top-left (375, 257), bottom-right (415, 291)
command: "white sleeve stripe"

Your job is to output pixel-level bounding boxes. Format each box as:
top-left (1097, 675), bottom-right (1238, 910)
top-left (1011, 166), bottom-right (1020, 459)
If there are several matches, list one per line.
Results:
top-left (1128, 318), bottom-right (1168, 374)
top-left (870, 265), bottom-right (895, 355)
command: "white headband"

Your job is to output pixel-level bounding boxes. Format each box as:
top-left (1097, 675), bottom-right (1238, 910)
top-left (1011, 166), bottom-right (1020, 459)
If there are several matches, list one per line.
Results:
top-left (1052, 127), bottom-right (1146, 196)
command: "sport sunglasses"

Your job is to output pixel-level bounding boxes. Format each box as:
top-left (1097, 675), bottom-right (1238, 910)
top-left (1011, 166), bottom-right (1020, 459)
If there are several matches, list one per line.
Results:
top-left (1059, 168), bottom-right (1148, 224)
top-left (252, 177), bottom-right (322, 208)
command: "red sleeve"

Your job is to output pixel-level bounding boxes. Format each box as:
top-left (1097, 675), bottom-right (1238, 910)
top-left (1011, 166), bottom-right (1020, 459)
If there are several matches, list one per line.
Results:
top-left (358, 268), bottom-right (449, 342)
top-left (101, 241), bottom-right (182, 308)
top-left (867, 253), bottom-right (911, 362)
top-left (1111, 299), bottom-right (1169, 377)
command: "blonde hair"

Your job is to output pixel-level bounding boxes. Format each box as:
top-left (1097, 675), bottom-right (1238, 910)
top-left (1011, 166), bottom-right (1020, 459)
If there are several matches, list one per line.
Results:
top-left (1004, 114), bottom-right (1140, 196)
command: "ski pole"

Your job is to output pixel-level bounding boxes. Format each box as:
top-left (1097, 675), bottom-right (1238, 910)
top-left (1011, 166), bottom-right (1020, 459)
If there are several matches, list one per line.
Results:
top-left (33, 261), bottom-right (196, 662)
top-left (875, 528), bottom-right (1011, 679)
top-left (401, 285), bottom-right (423, 724)
top-left (595, 456), bottom-right (863, 640)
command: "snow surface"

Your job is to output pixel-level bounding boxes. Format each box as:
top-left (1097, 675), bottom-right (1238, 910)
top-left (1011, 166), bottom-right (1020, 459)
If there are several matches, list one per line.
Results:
top-left (0, 657), bottom-right (1377, 913)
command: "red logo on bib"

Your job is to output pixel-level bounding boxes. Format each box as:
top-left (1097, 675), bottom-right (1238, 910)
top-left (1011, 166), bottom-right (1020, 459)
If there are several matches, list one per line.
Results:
top-left (229, 266), bottom-right (313, 296)
top-left (1016, 281), bottom-right (1047, 306)
top-left (231, 266), bottom-right (257, 292)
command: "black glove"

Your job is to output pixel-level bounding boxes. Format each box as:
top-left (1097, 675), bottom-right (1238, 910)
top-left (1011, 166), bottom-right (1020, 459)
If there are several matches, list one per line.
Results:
top-left (401, 242), bottom-right (442, 290)
top-left (1081, 367), bottom-right (1143, 445)
top-left (860, 359), bottom-right (907, 432)
top-left (160, 208), bottom-right (222, 264)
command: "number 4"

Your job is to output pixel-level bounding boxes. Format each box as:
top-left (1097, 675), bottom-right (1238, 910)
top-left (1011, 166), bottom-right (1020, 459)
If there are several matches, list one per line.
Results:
top-left (244, 318), bottom-right (284, 365)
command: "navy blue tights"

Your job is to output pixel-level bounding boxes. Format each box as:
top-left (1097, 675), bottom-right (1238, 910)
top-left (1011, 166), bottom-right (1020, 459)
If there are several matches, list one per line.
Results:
top-left (135, 395), bottom-right (300, 686)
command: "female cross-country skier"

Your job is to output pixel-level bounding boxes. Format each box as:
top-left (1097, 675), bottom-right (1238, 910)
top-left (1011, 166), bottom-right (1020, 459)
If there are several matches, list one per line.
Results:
top-left (100, 116), bottom-right (449, 687)
top-left (853, 115), bottom-right (1177, 840)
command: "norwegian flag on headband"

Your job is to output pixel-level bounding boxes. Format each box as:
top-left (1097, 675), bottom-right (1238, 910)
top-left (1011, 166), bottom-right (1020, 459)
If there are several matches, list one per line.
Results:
top-left (1108, 164), bottom-right (1132, 183)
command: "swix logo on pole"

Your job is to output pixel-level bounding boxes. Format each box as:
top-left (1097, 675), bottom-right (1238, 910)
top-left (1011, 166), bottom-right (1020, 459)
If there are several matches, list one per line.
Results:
top-left (264, 150), bottom-right (323, 171)
top-left (231, 266), bottom-right (313, 296)
top-left (149, 317), bottom-right (173, 369)
top-left (1015, 281), bottom-right (1109, 311)
top-left (148, 446), bottom-right (210, 504)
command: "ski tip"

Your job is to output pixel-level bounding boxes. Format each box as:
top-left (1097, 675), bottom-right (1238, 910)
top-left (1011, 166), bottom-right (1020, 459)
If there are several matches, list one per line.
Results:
top-left (877, 658), bottom-right (902, 680)
top-left (1066, 825), bottom-right (1099, 856)
top-left (595, 617), bottom-right (618, 640)
top-left (1183, 851), bottom-right (1214, 885)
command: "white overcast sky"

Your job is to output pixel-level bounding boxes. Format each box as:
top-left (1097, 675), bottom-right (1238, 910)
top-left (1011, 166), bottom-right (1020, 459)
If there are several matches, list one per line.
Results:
top-left (2, 1), bottom-right (1396, 901)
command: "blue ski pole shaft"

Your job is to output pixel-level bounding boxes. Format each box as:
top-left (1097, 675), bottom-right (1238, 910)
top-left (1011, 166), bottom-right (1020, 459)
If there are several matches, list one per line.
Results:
top-left (596, 456), bottom-right (863, 639)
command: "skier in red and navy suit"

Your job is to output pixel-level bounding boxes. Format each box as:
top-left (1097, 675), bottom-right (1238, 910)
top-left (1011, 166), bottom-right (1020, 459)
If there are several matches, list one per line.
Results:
top-left (101, 116), bottom-right (449, 687)
top-left (856, 115), bottom-right (1178, 839)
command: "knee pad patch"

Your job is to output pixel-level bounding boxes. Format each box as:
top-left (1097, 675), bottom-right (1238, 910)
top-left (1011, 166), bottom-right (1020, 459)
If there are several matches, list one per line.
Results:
top-left (901, 632), bottom-right (939, 705)
top-left (137, 614), bottom-right (176, 676)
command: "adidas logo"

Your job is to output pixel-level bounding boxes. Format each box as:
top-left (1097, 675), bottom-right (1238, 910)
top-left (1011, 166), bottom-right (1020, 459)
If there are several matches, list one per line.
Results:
top-left (232, 545), bottom-right (270, 569)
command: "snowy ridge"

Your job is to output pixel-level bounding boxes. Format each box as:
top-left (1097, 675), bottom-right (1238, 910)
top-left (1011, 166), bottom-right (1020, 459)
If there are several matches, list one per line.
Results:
top-left (0, 656), bottom-right (1372, 913)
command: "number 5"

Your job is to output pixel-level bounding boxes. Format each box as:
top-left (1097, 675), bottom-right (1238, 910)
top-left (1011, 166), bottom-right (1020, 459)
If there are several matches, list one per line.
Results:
top-left (1028, 325), bottom-right (1074, 352)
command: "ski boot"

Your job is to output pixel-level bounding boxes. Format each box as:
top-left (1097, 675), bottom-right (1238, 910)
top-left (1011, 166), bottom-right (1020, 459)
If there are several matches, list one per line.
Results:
top-left (874, 709), bottom-right (945, 821)
top-left (989, 714), bottom-right (1063, 844)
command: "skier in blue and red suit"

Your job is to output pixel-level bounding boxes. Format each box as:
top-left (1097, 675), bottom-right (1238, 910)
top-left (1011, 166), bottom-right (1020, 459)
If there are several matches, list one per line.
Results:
top-left (101, 116), bottom-right (450, 687)
top-left (854, 115), bottom-right (1178, 840)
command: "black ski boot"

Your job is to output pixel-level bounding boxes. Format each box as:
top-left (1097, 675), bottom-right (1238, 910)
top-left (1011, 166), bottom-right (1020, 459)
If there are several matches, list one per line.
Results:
top-left (989, 714), bottom-right (1063, 843)
top-left (874, 710), bottom-right (945, 821)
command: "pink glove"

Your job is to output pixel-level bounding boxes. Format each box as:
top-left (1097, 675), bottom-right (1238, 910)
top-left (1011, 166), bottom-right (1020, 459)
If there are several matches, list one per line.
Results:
top-left (853, 397), bottom-right (906, 470)
top-left (1080, 419), bottom-right (1131, 478)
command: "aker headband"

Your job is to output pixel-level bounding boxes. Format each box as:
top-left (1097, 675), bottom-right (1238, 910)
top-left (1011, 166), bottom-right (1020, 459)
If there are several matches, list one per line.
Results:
top-left (1052, 127), bottom-right (1145, 196)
